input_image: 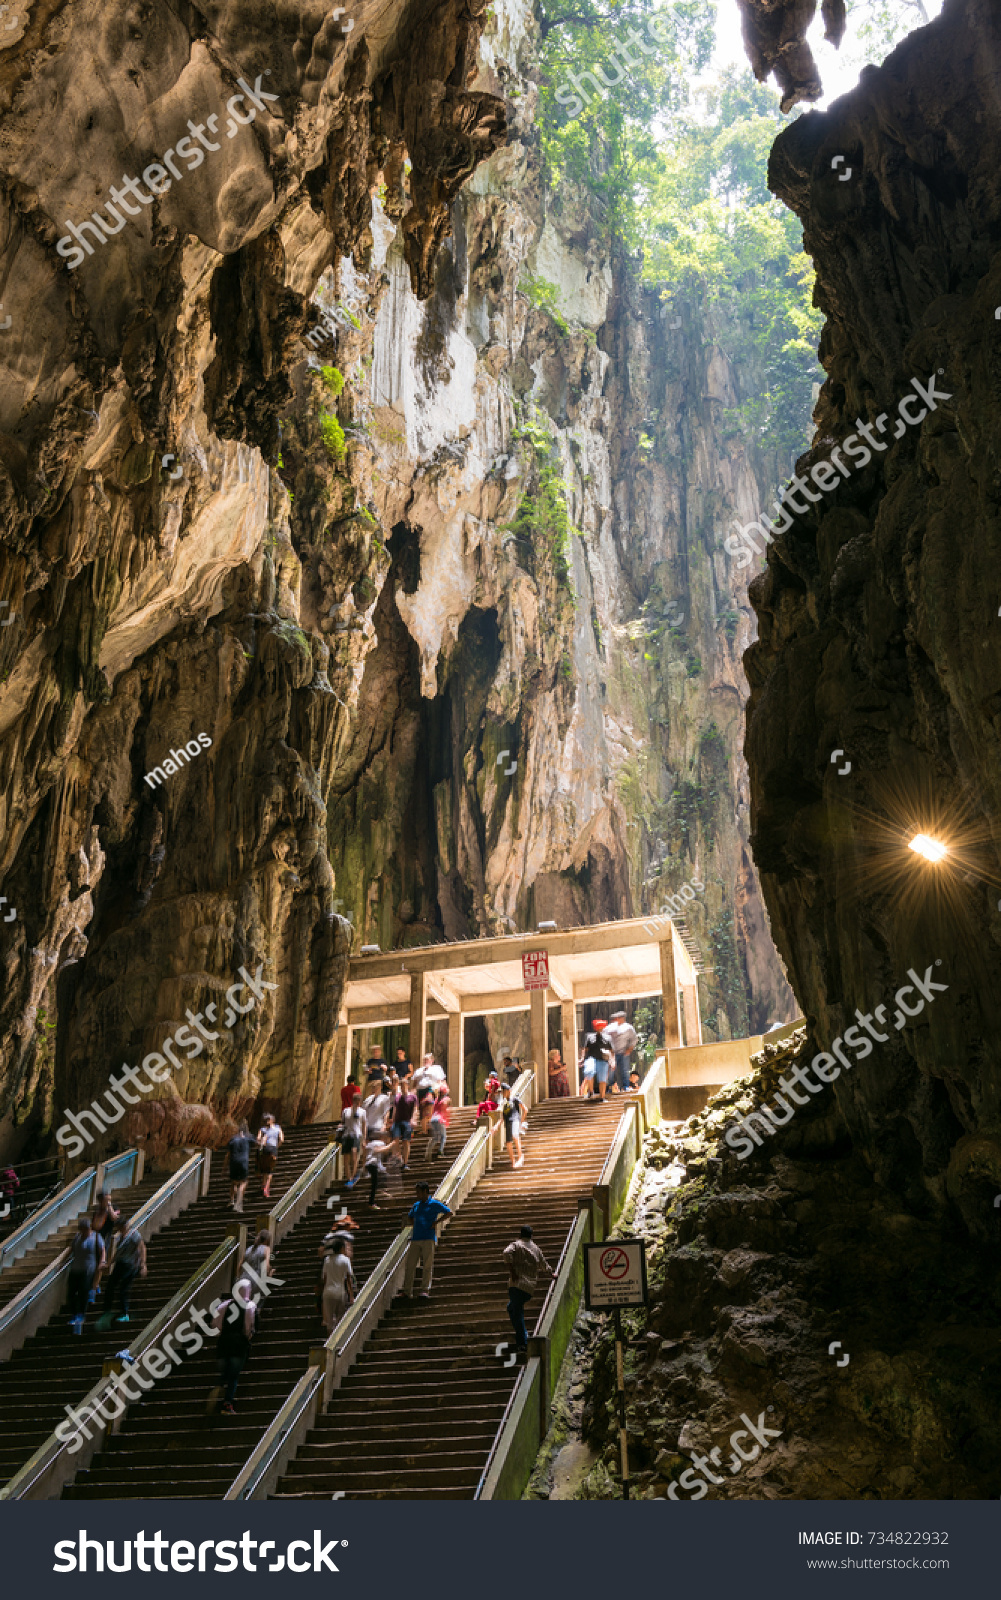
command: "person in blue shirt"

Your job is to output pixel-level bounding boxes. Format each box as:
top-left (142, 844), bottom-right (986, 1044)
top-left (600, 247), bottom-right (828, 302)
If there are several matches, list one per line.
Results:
top-left (400, 1181), bottom-right (451, 1299)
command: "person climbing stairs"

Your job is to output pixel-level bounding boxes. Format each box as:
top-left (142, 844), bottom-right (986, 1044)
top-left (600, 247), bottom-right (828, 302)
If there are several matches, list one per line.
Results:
top-left (270, 1097), bottom-right (622, 1499)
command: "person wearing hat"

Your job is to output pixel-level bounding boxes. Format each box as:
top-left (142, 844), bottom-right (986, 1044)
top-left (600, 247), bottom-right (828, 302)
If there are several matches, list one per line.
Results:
top-left (581, 1019), bottom-right (613, 1102)
top-left (605, 1009), bottom-right (639, 1093)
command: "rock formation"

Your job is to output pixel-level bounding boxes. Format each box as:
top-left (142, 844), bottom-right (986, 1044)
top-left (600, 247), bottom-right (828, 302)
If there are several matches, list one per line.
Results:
top-left (0, 0), bottom-right (797, 1166)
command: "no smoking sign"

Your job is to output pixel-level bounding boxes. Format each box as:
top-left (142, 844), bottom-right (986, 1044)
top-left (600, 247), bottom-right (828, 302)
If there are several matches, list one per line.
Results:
top-left (584, 1238), bottom-right (648, 1309)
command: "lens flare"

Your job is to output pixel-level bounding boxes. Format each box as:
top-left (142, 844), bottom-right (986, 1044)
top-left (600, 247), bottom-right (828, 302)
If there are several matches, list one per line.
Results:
top-left (908, 833), bottom-right (948, 863)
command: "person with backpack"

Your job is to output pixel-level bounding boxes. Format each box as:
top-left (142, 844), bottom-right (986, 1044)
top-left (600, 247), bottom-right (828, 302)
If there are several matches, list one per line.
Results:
top-left (67, 1217), bottom-right (105, 1334)
top-left (208, 1279), bottom-right (258, 1415)
top-left (227, 1122), bottom-right (254, 1212)
top-left (243, 1229), bottom-right (272, 1288)
top-left (499, 1081), bottom-right (527, 1168)
top-left (97, 1217), bottom-right (146, 1328)
top-left (256, 1113), bottom-right (284, 1200)
top-left (581, 1018), bottom-right (614, 1103)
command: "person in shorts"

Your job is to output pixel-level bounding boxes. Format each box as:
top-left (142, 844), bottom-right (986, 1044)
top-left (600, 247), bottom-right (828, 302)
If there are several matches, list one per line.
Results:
top-left (256, 1113), bottom-right (284, 1200)
top-left (392, 1080), bottom-right (418, 1170)
top-left (582, 1019), bottom-right (613, 1103)
top-left (228, 1122), bottom-right (254, 1212)
top-left (341, 1089), bottom-right (366, 1186)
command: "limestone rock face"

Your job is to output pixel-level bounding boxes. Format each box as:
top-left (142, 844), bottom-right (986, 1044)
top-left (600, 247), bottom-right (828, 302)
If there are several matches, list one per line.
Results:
top-left (0, 0), bottom-right (504, 1159)
top-left (746, 0), bottom-right (1001, 1228)
top-left (0, 0), bottom-right (796, 1164)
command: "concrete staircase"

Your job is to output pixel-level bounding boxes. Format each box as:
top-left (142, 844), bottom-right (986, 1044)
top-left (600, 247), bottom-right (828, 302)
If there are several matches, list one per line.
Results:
top-left (0, 1124), bottom-right (330, 1489)
top-left (271, 1097), bottom-right (622, 1499)
top-left (62, 1109), bottom-right (480, 1499)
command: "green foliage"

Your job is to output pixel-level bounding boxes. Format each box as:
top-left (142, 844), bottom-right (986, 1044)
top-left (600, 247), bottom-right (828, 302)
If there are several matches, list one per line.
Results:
top-left (519, 271), bottom-right (570, 336)
top-left (321, 366), bottom-right (346, 397)
top-left (320, 413), bottom-right (346, 463)
top-left (507, 463), bottom-right (575, 590)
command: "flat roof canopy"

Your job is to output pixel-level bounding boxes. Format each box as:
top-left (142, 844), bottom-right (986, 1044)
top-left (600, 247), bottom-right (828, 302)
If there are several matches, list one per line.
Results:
top-left (341, 915), bottom-right (701, 1028)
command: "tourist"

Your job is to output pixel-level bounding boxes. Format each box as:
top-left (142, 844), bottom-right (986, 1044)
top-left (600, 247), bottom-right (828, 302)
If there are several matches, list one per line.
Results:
top-left (394, 1046), bottom-right (412, 1084)
top-left (500, 1081), bottom-right (527, 1168)
top-left (365, 1043), bottom-right (388, 1086)
top-left (392, 1076), bottom-right (418, 1170)
top-left (501, 1054), bottom-right (519, 1087)
top-left (341, 1089), bottom-right (367, 1187)
top-left (96, 1216), bottom-right (146, 1328)
top-left (581, 1018), bottom-right (613, 1103)
top-left (208, 1279), bottom-right (258, 1415)
top-left (423, 1052), bottom-right (447, 1092)
top-left (227, 1122), bottom-right (254, 1212)
top-left (320, 1238), bottom-right (355, 1334)
top-left (502, 1225), bottom-right (554, 1354)
top-left (629, 1067), bottom-right (642, 1090)
top-left (363, 1080), bottom-right (391, 1140)
top-left (256, 1112), bottom-right (284, 1200)
top-left (362, 1131), bottom-right (400, 1210)
top-left (339, 1071), bottom-right (361, 1114)
top-left (400, 1181), bottom-right (451, 1299)
top-left (476, 1073), bottom-right (501, 1119)
top-left (244, 1228), bottom-right (272, 1283)
top-left (547, 1048), bottom-right (571, 1098)
top-left (67, 1217), bottom-right (105, 1334)
top-left (605, 1009), bottom-right (639, 1093)
top-left (89, 1190), bottom-right (120, 1300)
top-left (426, 1086), bottom-right (450, 1161)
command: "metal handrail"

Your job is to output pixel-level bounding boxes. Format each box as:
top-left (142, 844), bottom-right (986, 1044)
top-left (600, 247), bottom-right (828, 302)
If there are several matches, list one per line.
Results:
top-left (266, 1142), bottom-right (340, 1236)
top-left (473, 1358), bottom-right (538, 1500)
top-left (0, 1152), bottom-right (201, 1342)
top-left (226, 1367), bottom-right (325, 1500)
top-left (0, 1167), bottom-right (95, 1274)
top-left (0, 1246), bottom-right (71, 1337)
top-left (533, 1203), bottom-right (588, 1334)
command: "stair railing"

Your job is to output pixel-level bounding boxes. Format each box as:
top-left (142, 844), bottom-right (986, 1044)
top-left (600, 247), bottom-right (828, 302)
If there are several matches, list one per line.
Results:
top-left (0, 1149), bottom-right (208, 1364)
top-left (225, 1109), bottom-right (496, 1501)
top-left (0, 1147), bottom-right (143, 1275)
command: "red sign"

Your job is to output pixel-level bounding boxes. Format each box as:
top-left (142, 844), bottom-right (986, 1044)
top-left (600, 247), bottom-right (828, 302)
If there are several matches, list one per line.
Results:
top-left (598, 1246), bottom-right (630, 1281)
top-left (522, 949), bottom-right (550, 990)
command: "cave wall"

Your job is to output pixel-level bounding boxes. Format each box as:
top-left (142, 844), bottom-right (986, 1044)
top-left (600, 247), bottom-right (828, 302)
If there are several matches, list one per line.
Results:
top-left (0, 0), bottom-right (799, 1167)
top-left (746, 0), bottom-right (1001, 1223)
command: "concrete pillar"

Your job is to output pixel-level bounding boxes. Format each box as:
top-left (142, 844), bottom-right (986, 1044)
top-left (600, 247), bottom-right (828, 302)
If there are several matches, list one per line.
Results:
top-left (447, 1011), bottom-right (464, 1106)
top-left (409, 972), bottom-right (428, 1066)
top-left (531, 986), bottom-right (548, 1100)
top-left (659, 937), bottom-right (683, 1049)
top-left (683, 983), bottom-right (702, 1047)
top-left (561, 998), bottom-right (577, 1092)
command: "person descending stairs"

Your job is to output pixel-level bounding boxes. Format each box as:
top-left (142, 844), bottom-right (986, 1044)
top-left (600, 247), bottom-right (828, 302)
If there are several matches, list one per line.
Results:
top-left (61, 1108), bottom-right (480, 1498)
top-left (270, 1097), bottom-right (623, 1499)
top-left (0, 1122), bottom-right (331, 1490)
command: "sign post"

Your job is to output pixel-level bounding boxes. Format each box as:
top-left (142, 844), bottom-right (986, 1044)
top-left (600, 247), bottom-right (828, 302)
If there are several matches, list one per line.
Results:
top-left (521, 949), bottom-right (550, 990)
top-left (584, 1240), bottom-right (648, 1500)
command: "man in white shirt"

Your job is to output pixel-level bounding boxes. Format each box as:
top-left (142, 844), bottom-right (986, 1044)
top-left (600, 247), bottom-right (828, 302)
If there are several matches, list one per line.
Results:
top-left (605, 1010), bottom-right (639, 1093)
top-left (363, 1087), bottom-right (391, 1139)
top-left (341, 1092), bottom-right (367, 1186)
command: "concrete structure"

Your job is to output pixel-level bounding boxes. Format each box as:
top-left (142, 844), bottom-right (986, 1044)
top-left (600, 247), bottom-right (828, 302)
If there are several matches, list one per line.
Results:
top-left (331, 916), bottom-right (703, 1106)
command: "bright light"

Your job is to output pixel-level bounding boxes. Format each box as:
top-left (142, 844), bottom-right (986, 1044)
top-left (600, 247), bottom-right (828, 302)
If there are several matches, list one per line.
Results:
top-left (908, 833), bottom-right (948, 863)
